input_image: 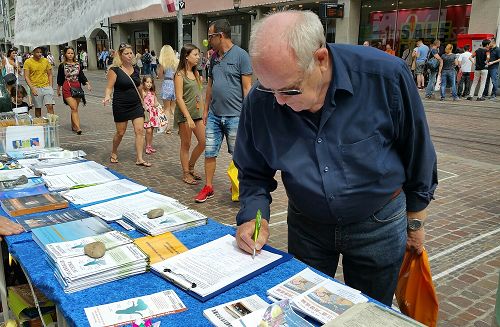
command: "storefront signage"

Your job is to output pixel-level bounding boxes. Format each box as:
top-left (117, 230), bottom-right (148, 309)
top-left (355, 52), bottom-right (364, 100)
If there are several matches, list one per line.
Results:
top-left (319, 3), bottom-right (344, 19)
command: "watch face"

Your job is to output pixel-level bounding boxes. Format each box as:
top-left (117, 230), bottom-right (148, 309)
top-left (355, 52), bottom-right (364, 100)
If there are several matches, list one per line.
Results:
top-left (408, 219), bottom-right (422, 230)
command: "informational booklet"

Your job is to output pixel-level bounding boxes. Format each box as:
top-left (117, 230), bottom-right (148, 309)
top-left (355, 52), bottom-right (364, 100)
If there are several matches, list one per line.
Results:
top-left (38, 150), bottom-right (86, 159)
top-left (291, 279), bottom-right (368, 324)
top-left (267, 268), bottom-right (327, 302)
top-left (16, 209), bottom-right (91, 231)
top-left (43, 169), bottom-right (118, 191)
top-left (237, 299), bottom-right (314, 327)
top-left (0, 178), bottom-right (48, 200)
top-left (61, 179), bottom-right (147, 206)
top-left (203, 294), bottom-right (269, 327)
top-left (151, 234), bottom-right (290, 301)
top-left (84, 290), bottom-right (187, 327)
top-left (45, 230), bottom-right (133, 260)
top-left (82, 191), bottom-right (182, 221)
top-left (1, 192), bottom-right (68, 217)
top-left (0, 167), bottom-right (36, 181)
top-left (34, 161), bottom-right (105, 176)
top-left (321, 302), bottom-right (426, 327)
top-left (134, 233), bottom-right (188, 264)
top-left (31, 217), bottom-right (111, 247)
top-left (123, 209), bottom-right (208, 236)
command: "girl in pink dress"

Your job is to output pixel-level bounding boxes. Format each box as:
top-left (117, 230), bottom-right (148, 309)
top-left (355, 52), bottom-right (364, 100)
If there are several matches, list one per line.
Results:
top-left (141, 76), bottom-right (162, 154)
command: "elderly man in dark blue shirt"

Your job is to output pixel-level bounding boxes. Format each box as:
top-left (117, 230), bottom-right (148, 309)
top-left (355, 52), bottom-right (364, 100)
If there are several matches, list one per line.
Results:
top-left (234, 11), bottom-right (438, 306)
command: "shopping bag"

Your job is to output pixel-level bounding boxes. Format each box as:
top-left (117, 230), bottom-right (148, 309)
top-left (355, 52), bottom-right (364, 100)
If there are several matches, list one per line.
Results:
top-left (395, 249), bottom-right (439, 327)
top-left (434, 75), bottom-right (441, 91)
top-left (227, 160), bottom-right (239, 202)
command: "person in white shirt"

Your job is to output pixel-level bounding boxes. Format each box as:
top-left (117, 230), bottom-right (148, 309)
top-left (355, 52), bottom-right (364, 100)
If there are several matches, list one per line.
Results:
top-left (457, 44), bottom-right (473, 97)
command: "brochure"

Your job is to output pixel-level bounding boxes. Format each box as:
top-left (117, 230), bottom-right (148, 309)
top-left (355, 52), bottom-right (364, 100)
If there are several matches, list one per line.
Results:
top-left (84, 290), bottom-right (187, 327)
top-left (267, 268), bottom-right (327, 302)
top-left (134, 233), bottom-right (188, 264)
top-left (16, 209), bottom-right (91, 231)
top-left (203, 294), bottom-right (269, 327)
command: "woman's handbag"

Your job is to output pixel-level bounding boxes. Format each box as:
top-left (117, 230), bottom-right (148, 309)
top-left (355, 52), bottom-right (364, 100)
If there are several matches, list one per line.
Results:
top-left (69, 84), bottom-right (85, 98)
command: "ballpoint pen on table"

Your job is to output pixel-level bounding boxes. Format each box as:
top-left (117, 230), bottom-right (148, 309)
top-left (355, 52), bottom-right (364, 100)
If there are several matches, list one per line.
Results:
top-left (252, 209), bottom-right (262, 259)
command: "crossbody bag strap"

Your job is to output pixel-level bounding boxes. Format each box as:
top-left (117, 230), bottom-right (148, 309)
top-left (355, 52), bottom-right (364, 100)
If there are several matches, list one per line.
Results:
top-left (120, 66), bottom-right (144, 106)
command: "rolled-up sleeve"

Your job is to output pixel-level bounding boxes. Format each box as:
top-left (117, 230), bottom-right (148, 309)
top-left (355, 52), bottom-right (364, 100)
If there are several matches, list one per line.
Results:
top-left (394, 63), bottom-right (438, 212)
top-left (233, 95), bottom-right (278, 225)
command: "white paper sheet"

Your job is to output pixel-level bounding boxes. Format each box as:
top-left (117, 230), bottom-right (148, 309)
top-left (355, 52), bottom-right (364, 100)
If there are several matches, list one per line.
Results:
top-left (43, 169), bottom-right (119, 191)
top-left (61, 179), bottom-right (147, 205)
top-left (36, 161), bottom-right (105, 176)
top-left (151, 235), bottom-right (283, 298)
top-left (82, 191), bottom-right (181, 221)
top-left (0, 167), bottom-right (36, 181)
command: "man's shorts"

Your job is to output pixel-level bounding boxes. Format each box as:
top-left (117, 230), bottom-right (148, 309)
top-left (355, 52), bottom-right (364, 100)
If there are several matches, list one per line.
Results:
top-left (32, 86), bottom-right (55, 108)
top-left (415, 62), bottom-right (426, 75)
top-left (205, 111), bottom-right (240, 158)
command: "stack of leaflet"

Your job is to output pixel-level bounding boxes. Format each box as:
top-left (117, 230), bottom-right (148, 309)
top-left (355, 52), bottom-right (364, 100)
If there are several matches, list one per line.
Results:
top-left (37, 160), bottom-right (118, 191)
top-left (266, 268), bottom-right (368, 325)
top-left (32, 217), bottom-right (149, 293)
top-left (123, 208), bottom-right (208, 236)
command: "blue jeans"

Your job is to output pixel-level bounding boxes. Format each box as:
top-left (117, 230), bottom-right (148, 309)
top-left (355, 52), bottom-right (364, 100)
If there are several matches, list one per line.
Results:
top-left (485, 66), bottom-right (499, 97)
top-left (441, 70), bottom-right (458, 99)
top-left (205, 111), bottom-right (240, 158)
top-left (143, 63), bottom-right (151, 75)
top-left (425, 70), bottom-right (438, 97)
top-left (288, 192), bottom-right (408, 306)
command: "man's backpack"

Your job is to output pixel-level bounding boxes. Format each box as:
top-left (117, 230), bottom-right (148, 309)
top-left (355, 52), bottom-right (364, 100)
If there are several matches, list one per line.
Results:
top-left (142, 53), bottom-right (152, 64)
top-left (426, 50), bottom-right (439, 72)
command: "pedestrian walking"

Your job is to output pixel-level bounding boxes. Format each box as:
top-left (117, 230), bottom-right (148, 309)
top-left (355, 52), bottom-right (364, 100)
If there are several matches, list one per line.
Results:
top-left (141, 75), bottom-right (162, 155)
top-left (56, 46), bottom-right (91, 135)
top-left (2, 48), bottom-right (20, 76)
top-left (457, 44), bottom-right (473, 97)
top-left (195, 19), bottom-right (253, 203)
top-left (234, 10), bottom-right (437, 307)
top-left (465, 39), bottom-right (490, 101)
top-left (150, 50), bottom-right (158, 78)
top-left (440, 44), bottom-right (458, 101)
top-left (103, 42), bottom-right (151, 167)
top-left (81, 50), bottom-right (88, 71)
top-left (425, 40), bottom-right (443, 99)
top-left (142, 49), bottom-right (152, 76)
top-left (174, 44), bottom-right (206, 186)
top-left (23, 46), bottom-right (55, 118)
top-left (158, 44), bottom-right (178, 134)
top-left (135, 52), bottom-right (143, 75)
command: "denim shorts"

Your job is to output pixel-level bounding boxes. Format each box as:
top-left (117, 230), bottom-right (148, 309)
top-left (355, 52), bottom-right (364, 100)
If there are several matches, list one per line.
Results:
top-left (205, 111), bottom-right (240, 158)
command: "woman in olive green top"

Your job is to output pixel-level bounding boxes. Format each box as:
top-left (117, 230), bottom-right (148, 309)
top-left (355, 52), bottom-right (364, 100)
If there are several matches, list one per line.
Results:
top-left (174, 44), bottom-right (206, 185)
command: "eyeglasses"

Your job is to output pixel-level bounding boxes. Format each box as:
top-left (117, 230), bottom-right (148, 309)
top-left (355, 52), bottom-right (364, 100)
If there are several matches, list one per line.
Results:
top-left (208, 32), bottom-right (222, 40)
top-left (256, 84), bottom-right (303, 96)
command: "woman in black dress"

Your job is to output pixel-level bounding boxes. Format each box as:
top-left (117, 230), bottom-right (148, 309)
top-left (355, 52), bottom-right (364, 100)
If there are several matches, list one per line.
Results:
top-left (103, 43), bottom-right (151, 167)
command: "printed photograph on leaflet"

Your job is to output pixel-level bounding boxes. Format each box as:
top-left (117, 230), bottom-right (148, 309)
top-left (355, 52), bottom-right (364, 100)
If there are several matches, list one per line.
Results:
top-left (267, 268), bottom-right (327, 301)
top-left (203, 294), bottom-right (269, 327)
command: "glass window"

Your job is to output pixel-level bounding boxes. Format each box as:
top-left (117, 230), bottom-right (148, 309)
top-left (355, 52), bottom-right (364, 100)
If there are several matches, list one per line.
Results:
top-left (359, 0), bottom-right (471, 56)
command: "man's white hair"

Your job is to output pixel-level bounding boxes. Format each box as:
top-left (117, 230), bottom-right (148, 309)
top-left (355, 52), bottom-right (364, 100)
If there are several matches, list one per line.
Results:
top-left (249, 10), bottom-right (326, 72)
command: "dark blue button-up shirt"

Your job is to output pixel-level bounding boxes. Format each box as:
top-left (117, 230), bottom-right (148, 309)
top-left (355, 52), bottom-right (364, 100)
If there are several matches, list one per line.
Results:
top-left (234, 43), bottom-right (438, 226)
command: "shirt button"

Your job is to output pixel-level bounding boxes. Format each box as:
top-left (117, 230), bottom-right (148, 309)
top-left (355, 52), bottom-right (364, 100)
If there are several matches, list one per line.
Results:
top-left (324, 166), bottom-right (329, 172)
top-left (317, 138), bottom-right (322, 143)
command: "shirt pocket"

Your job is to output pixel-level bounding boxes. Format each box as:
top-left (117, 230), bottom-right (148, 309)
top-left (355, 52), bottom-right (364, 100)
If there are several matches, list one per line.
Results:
top-left (339, 134), bottom-right (387, 189)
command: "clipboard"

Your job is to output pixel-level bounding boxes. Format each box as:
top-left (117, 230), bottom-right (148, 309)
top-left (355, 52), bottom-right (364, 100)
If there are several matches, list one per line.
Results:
top-left (151, 235), bottom-right (293, 302)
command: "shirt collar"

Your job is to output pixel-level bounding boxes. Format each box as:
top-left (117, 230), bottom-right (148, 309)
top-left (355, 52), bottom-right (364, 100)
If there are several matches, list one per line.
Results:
top-left (327, 44), bottom-right (354, 104)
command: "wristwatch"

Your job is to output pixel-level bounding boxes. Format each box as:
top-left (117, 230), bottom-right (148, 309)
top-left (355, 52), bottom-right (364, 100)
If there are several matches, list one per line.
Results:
top-left (407, 218), bottom-right (424, 231)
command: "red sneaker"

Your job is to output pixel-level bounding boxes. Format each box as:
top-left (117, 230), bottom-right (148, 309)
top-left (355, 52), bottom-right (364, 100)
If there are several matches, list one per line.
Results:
top-left (195, 185), bottom-right (214, 203)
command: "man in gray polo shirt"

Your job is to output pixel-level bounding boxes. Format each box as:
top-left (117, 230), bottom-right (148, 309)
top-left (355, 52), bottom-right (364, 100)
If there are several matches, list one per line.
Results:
top-left (195, 19), bottom-right (252, 203)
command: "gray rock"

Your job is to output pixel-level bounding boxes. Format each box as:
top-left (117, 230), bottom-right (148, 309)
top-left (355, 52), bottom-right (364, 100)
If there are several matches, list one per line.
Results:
top-left (147, 208), bottom-right (164, 219)
top-left (84, 241), bottom-right (106, 259)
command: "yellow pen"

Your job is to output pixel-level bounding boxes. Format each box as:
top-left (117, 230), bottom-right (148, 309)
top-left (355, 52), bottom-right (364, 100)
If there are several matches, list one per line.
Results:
top-left (252, 209), bottom-right (262, 259)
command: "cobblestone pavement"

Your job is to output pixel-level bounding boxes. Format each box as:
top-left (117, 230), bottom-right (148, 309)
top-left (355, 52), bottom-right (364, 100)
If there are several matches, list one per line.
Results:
top-left (44, 70), bottom-right (499, 326)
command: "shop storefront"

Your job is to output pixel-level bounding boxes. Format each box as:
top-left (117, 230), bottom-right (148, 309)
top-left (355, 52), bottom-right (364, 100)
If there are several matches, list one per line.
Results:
top-left (359, 0), bottom-right (472, 56)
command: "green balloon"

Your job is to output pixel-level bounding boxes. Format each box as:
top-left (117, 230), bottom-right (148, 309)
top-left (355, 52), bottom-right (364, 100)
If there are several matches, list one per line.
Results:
top-left (203, 39), bottom-right (209, 47)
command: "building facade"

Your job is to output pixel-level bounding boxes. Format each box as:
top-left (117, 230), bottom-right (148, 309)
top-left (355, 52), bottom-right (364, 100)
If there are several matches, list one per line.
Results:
top-left (9, 0), bottom-right (500, 70)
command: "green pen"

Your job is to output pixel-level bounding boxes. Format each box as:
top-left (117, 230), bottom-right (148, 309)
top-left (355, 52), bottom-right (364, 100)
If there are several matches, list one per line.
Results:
top-left (70, 183), bottom-right (98, 190)
top-left (252, 209), bottom-right (262, 259)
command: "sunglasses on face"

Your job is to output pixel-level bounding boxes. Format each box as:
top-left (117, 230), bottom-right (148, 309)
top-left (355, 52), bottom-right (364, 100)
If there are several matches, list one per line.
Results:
top-left (119, 43), bottom-right (131, 50)
top-left (208, 32), bottom-right (222, 40)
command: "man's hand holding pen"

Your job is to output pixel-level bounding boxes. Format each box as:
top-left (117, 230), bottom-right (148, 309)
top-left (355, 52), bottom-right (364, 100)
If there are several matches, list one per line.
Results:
top-left (236, 215), bottom-right (270, 258)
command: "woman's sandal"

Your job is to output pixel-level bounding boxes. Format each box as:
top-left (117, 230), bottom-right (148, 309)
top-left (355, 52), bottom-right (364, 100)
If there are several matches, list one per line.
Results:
top-left (188, 163), bottom-right (202, 180)
top-left (110, 154), bottom-right (119, 164)
top-left (182, 172), bottom-right (199, 185)
top-left (136, 161), bottom-right (152, 167)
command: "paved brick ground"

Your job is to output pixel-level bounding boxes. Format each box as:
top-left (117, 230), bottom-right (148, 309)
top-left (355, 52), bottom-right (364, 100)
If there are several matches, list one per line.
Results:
top-left (45, 71), bottom-right (499, 326)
